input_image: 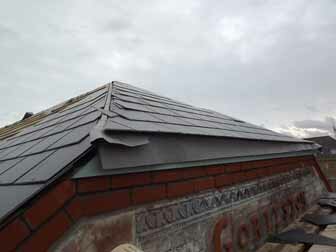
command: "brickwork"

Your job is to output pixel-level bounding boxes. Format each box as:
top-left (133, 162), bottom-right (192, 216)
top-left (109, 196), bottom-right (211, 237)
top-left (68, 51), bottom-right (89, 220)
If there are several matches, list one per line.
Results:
top-left (317, 155), bottom-right (336, 191)
top-left (0, 155), bottom-right (325, 252)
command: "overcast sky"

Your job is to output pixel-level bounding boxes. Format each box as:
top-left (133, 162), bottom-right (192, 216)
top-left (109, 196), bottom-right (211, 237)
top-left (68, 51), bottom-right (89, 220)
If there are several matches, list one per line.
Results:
top-left (1, 0), bottom-right (336, 138)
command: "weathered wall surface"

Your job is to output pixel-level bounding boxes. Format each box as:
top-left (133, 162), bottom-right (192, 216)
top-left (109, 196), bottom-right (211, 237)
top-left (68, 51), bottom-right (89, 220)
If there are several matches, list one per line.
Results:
top-left (0, 156), bottom-right (326, 252)
top-left (317, 155), bottom-right (336, 191)
top-left (136, 169), bottom-right (321, 252)
top-left (53, 165), bottom-right (324, 252)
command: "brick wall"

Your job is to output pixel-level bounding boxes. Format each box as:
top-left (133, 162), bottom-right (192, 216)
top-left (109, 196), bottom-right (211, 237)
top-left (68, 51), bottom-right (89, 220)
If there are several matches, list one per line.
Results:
top-left (0, 155), bottom-right (326, 252)
top-left (317, 155), bottom-right (336, 190)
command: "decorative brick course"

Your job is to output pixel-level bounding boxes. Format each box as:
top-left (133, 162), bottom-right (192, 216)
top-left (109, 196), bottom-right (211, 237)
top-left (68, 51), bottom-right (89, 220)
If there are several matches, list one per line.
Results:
top-left (132, 185), bottom-right (167, 204)
top-left (205, 165), bottom-right (226, 175)
top-left (193, 177), bottom-right (215, 192)
top-left (0, 218), bottom-right (30, 252)
top-left (245, 170), bottom-right (259, 181)
top-left (19, 211), bottom-right (71, 252)
top-left (111, 173), bottom-right (151, 189)
top-left (231, 172), bottom-right (245, 184)
top-left (182, 167), bottom-right (206, 179)
top-left (225, 163), bottom-right (241, 173)
top-left (65, 197), bottom-right (83, 222)
top-left (77, 176), bottom-right (110, 193)
top-left (167, 180), bottom-right (194, 198)
top-left (215, 174), bottom-right (233, 188)
top-left (81, 190), bottom-right (131, 216)
top-left (23, 180), bottom-right (75, 229)
top-left (152, 169), bottom-right (184, 183)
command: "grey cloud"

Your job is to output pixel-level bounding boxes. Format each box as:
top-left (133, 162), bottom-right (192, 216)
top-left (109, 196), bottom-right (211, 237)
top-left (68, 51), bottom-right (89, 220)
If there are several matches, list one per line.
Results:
top-left (0, 0), bottom-right (336, 134)
top-left (275, 117), bottom-right (336, 138)
top-left (293, 117), bottom-right (335, 131)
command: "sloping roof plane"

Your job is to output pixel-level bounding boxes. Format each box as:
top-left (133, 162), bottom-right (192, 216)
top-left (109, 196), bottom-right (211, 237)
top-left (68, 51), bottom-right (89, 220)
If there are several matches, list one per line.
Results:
top-left (0, 81), bottom-right (318, 222)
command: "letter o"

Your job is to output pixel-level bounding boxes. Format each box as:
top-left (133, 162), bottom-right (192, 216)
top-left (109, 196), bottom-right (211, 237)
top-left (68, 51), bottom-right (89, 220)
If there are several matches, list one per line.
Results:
top-left (213, 216), bottom-right (229, 252)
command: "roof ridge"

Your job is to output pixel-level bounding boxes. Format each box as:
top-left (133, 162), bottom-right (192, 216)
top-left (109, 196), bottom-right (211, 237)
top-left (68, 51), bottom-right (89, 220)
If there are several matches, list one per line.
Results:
top-left (88, 82), bottom-right (114, 144)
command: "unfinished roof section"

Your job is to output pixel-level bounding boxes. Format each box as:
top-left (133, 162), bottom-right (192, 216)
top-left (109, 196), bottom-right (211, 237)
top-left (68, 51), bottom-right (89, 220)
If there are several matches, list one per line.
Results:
top-left (0, 81), bottom-right (318, 222)
top-left (0, 85), bottom-right (107, 221)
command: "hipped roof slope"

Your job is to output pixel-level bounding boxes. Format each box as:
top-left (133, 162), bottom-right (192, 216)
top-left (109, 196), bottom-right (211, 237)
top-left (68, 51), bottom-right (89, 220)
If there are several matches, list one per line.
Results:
top-left (0, 81), bottom-right (317, 222)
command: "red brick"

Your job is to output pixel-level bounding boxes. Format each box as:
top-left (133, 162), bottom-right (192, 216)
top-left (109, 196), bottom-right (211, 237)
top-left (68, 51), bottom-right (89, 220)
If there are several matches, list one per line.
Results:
top-left (65, 197), bottom-right (83, 221)
top-left (111, 173), bottom-right (151, 188)
top-left (19, 211), bottom-right (71, 252)
top-left (193, 177), bottom-right (215, 192)
top-left (205, 165), bottom-right (226, 175)
top-left (245, 170), bottom-right (258, 181)
top-left (152, 169), bottom-right (184, 183)
top-left (81, 190), bottom-right (131, 216)
top-left (274, 165), bottom-right (283, 174)
top-left (279, 165), bottom-right (287, 173)
top-left (24, 180), bottom-right (75, 229)
top-left (77, 176), bottom-right (110, 193)
top-left (167, 180), bottom-right (194, 198)
top-left (242, 159), bottom-right (274, 171)
top-left (231, 172), bottom-right (245, 184)
top-left (132, 185), bottom-right (166, 204)
top-left (241, 161), bottom-right (257, 171)
top-left (183, 167), bottom-right (206, 179)
top-left (257, 167), bottom-right (271, 177)
top-left (224, 163), bottom-right (241, 173)
top-left (215, 174), bottom-right (232, 188)
top-left (0, 218), bottom-right (30, 252)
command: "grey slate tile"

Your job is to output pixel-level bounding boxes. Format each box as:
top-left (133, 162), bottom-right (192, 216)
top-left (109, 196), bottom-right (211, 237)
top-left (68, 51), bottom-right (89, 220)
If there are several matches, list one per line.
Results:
top-left (0, 158), bottom-right (24, 174)
top-left (15, 136), bottom-right (92, 184)
top-left (1, 139), bottom-right (41, 160)
top-left (21, 131), bottom-right (69, 156)
top-left (106, 82), bottom-right (307, 142)
top-left (0, 184), bottom-right (43, 222)
top-left (0, 151), bottom-right (53, 184)
top-left (47, 122), bottom-right (95, 149)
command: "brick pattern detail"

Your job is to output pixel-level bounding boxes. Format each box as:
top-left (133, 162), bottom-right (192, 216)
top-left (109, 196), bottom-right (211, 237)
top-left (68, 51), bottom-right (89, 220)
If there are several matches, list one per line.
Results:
top-left (167, 180), bottom-right (194, 198)
top-left (77, 176), bottom-right (110, 193)
top-left (23, 180), bottom-right (75, 229)
top-left (194, 177), bottom-right (215, 192)
top-left (152, 169), bottom-right (183, 183)
top-left (215, 174), bottom-right (233, 187)
top-left (19, 211), bottom-right (71, 252)
top-left (133, 185), bottom-right (166, 204)
top-left (111, 173), bottom-right (151, 188)
top-left (81, 190), bottom-right (131, 217)
top-left (0, 155), bottom-right (317, 252)
top-left (0, 218), bottom-right (30, 252)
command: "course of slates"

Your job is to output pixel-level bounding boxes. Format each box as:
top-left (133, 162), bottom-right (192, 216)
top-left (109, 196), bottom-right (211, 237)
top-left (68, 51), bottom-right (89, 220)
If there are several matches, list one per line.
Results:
top-left (105, 82), bottom-right (309, 143)
top-left (0, 85), bottom-right (107, 222)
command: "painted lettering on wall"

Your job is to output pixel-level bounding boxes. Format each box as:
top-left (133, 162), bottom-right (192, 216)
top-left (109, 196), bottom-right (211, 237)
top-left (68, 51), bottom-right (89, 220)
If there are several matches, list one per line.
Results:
top-left (135, 167), bottom-right (322, 252)
top-left (213, 192), bottom-right (306, 252)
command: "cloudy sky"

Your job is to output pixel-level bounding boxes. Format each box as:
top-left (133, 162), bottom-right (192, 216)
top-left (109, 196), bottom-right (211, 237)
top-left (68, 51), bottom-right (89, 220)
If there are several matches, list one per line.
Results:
top-left (1, 0), bottom-right (336, 138)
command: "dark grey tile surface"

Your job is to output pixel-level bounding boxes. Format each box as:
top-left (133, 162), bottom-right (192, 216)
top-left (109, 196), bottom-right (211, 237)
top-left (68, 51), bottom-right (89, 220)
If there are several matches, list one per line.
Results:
top-left (104, 81), bottom-right (305, 143)
top-left (0, 81), bottom-right (314, 223)
top-left (0, 87), bottom-right (105, 188)
top-left (0, 151), bottom-right (53, 184)
top-left (16, 136), bottom-right (91, 184)
top-left (0, 184), bottom-right (43, 221)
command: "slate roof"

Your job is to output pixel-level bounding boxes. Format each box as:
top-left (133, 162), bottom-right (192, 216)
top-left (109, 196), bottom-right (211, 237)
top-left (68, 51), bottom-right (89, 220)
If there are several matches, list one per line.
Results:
top-left (101, 82), bottom-right (304, 142)
top-left (0, 81), bottom-right (316, 222)
top-left (0, 85), bottom-right (107, 221)
top-left (305, 136), bottom-right (336, 154)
